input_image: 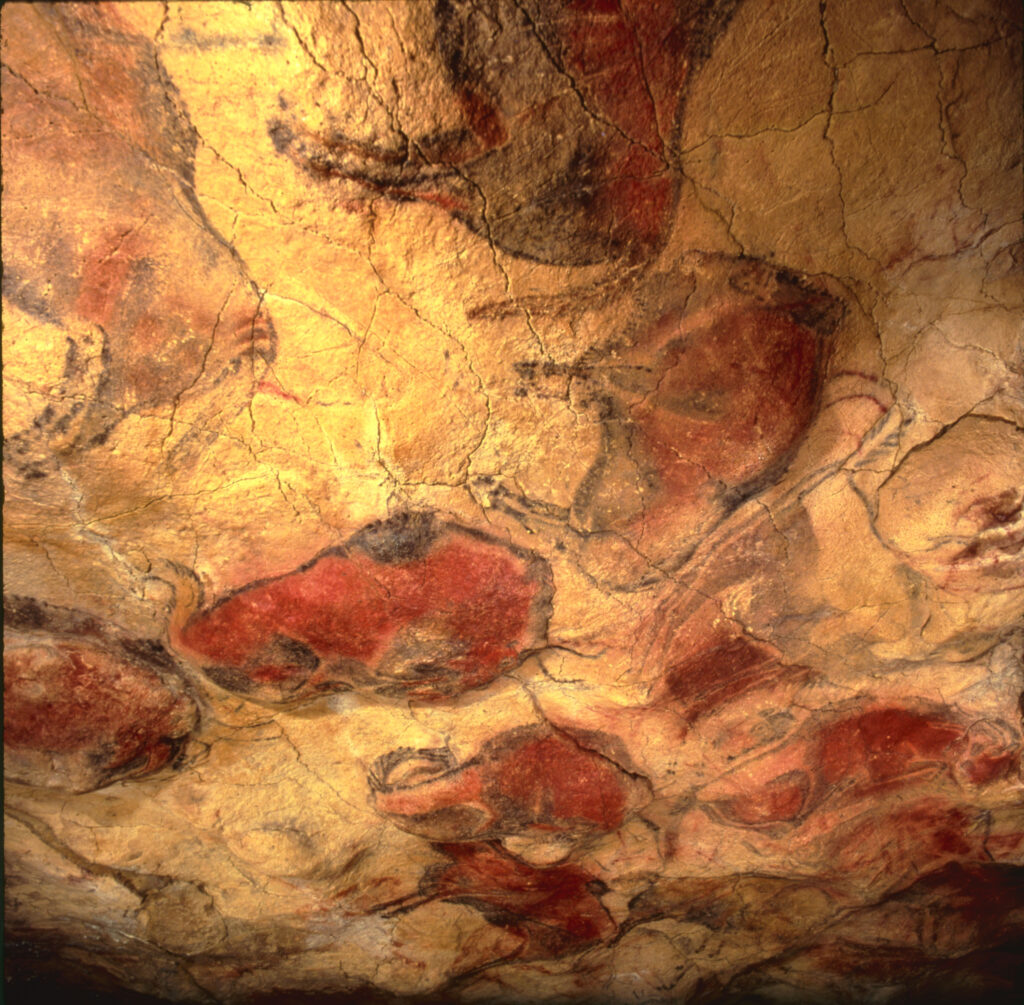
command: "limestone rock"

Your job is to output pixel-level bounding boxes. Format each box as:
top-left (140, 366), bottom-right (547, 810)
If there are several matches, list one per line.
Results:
top-left (3, 2), bottom-right (1022, 1003)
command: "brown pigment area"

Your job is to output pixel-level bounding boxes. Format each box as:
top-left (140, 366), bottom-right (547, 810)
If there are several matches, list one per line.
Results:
top-left (4, 638), bottom-right (197, 791)
top-left (370, 725), bottom-right (640, 842)
top-left (176, 516), bottom-right (552, 703)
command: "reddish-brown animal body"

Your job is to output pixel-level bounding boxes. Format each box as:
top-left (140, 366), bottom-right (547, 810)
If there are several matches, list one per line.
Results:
top-left (177, 517), bottom-right (552, 703)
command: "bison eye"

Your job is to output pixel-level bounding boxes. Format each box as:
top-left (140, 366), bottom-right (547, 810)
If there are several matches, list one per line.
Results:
top-left (392, 661), bottom-right (451, 679)
top-left (257, 635), bottom-right (320, 672)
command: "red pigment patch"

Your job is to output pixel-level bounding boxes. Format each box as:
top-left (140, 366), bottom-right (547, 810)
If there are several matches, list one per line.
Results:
top-left (952, 719), bottom-right (1020, 786)
top-left (550, 0), bottom-right (679, 253)
top-left (177, 517), bottom-right (551, 703)
top-left (429, 842), bottom-right (616, 958)
top-left (958, 489), bottom-right (1022, 531)
top-left (553, 0), bottom-right (687, 207)
top-left (831, 802), bottom-right (984, 879)
top-left (596, 155), bottom-right (674, 257)
top-left (618, 0), bottom-right (697, 147)
top-left (959, 750), bottom-right (1016, 785)
top-left (713, 769), bottom-right (812, 827)
top-left (372, 726), bottom-right (633, 841)
top-left (4, 640), bottom-right (196, 791)
top-left (75, 228), bottom-right (150, 328)
top-left (255, 379), bottom-right (303, 404)
top-left (660, 630), bottom-right (786, 724)
top-left (73, 226), bottom-right (274, 415)
top-left (817, 708), bottom-right (963, 791)
top-left (492, 731), bottom-right (628, 830)
top-left (377, 765), bottom-right (488, 827)
top-left (454, 85), bottom-right (508, 153)
top-left (631, 308), bottom-right (820, 515)
top-left (699, 702), bottom-right (994, 835)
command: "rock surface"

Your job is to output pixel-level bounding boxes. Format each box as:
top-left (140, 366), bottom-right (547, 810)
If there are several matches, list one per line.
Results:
top-left (3, 2), bottom-right (1022, 1003)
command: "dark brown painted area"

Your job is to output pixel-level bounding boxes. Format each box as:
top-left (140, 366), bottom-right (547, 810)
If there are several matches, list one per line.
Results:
top-left (177, 515), bottom-right (552, 703)
top-left (659, 630), bottom-right (785, 724)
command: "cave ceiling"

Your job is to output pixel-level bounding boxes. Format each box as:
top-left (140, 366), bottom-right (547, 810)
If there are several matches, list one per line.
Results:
top-left (3, 2), bottom-right (1023, 1003)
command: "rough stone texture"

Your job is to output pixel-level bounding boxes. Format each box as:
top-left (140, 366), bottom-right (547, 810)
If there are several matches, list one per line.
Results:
top-left (2, 2), bottom-right (1022, 1003)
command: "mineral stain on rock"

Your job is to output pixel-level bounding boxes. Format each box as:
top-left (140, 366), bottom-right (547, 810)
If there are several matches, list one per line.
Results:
top-left (176, 514), bottom-right (553, 703)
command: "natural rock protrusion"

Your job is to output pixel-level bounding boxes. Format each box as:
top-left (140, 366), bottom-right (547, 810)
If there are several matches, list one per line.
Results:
top-left (138, 881), bottom-right (227, 956)
top-left (3, 597), bottom-right (198, 793)
top-left (370, 723), bottom-right (647, 843)
top-left (176, 513), bottom-right (553, 703)
top-left (874, 416), bottom-right (1024, 593)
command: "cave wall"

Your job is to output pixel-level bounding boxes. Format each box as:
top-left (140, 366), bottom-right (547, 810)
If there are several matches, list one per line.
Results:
top-left (3, 2), bottom-right (1023, 1002)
